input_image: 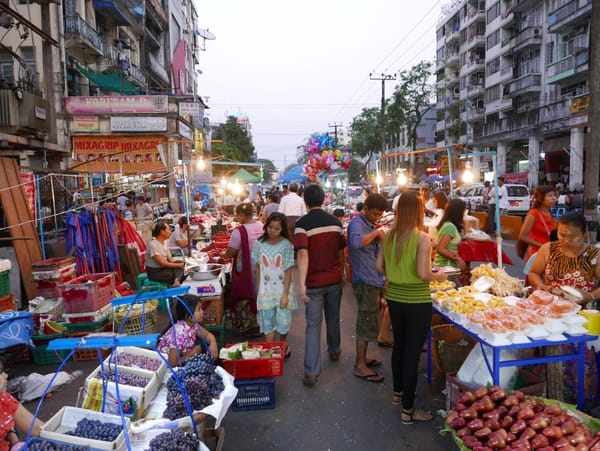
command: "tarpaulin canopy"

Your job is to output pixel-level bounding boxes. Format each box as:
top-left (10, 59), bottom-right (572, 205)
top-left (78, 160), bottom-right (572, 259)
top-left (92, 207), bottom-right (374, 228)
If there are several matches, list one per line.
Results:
top-left (230, 168), bottom-right (261, 183)
top-left (75, 62), bottom-right (141, 95)
top-left (278, 165), bottom-right (306, 184)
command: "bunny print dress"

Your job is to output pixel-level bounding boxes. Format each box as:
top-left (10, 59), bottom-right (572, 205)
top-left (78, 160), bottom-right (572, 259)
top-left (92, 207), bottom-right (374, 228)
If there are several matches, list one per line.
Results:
top-left (252, 239), bottom-right (297, 334)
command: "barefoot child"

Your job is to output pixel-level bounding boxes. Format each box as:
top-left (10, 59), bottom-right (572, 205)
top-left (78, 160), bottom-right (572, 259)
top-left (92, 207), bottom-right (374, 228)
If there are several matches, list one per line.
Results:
top-left (158, 294), bottom-right (218, 366)
top-left (251, 212), bottom-right (296, 357)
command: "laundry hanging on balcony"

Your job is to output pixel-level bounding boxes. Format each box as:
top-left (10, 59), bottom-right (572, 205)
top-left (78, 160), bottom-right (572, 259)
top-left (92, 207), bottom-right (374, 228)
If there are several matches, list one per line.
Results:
top-left (75, 61), bottom-right (140, 95)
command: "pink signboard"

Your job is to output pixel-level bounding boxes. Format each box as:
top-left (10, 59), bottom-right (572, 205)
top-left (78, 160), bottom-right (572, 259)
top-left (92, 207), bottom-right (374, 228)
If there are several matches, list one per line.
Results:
top-left (64, 95), bottom-right (169, 114)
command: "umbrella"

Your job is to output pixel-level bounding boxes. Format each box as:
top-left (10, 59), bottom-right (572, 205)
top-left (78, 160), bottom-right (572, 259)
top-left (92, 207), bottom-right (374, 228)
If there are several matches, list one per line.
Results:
top-left (230, 168), bottom-right (261, 183)
top-left (278, 165), bottom-right (307, 184)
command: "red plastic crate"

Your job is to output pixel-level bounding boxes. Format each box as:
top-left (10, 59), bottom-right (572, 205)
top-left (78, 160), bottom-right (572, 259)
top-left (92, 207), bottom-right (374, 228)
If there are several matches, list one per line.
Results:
top-left (222, 342), bottom-right (285, 378)
top-left (0, 294), bottom-right (13, 312)
top-left (61, 273), bottom-right (115, 314)
top-left (32, 257), bottom-right (75, 272)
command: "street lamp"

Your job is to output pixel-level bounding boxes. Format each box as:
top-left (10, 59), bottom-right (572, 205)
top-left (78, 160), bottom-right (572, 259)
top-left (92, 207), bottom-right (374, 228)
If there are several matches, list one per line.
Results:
top-left (397, 171), bottom-right (407, 186)
top-left (462, 162), bottom-right (474, 183)
top-left (197, 158), bottom-right (206, 171)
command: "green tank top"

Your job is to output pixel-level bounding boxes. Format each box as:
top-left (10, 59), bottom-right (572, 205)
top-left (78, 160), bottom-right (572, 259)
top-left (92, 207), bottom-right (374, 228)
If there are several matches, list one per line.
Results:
top-left (383, 229), bottom-right (431, 304)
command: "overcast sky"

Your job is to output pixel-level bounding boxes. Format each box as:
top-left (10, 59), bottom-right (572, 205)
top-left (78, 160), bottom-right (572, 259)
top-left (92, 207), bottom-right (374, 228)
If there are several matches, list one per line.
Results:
top-left (197, 0), bottom-right (445, 171)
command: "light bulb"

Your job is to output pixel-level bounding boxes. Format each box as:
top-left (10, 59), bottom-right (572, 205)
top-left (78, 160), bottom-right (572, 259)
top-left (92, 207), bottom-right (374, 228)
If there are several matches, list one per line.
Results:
top-left (462, 169), bottom-right (474, 183)
top-left (220, 176), bottom-right (227, 186)
top-left (375, 174), bottom-right (383, 185)
top-left (335, 180), bottom-right (342, 189)
top-left (197, 158), bottom-right (206, 171)
top-left (325, 180), bottom-right (331, 189)
top-left (397, 173), bottom-right (407, 186)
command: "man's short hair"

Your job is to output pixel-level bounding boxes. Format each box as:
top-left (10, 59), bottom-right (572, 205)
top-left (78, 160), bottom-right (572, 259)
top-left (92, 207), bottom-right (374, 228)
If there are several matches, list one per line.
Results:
top-left (289, 183), bottom-right (299, 192)
top-left (498, 176), bottom-right (505, 183)
top-left (364, 193), bottom-right (387, 211)
top-left (304, 184), bottom-right (325, 208)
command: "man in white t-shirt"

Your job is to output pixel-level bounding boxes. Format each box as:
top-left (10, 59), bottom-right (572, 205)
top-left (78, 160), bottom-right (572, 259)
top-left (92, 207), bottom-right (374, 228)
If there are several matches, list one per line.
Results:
top-left (497, 177), bottom-right (509, 215)
top-left (279, 183), bottom-right (306, 229)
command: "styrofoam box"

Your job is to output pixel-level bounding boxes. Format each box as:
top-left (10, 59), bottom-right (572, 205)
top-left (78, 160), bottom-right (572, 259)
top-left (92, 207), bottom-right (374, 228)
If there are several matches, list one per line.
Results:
top-left (85, 363), bottom-right (160, 415)
top-left (40, 406), bottom-right (130, 451)
top-left (103, 347), bottom-right (168, 383)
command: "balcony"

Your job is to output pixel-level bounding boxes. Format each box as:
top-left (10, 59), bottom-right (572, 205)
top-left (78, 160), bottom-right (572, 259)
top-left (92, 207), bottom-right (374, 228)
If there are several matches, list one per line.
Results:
top-left (145, 0), bottom-right (168, 27)
top-left (144, 28), bottom-right (162, 50)
top-left (465, 58), bottom-right (485, 75)
top-left (93, 0), bottom-right (132, 26)
top-left (547, 52), bottom-right (589, 84)
top-left (474, 110), bottom-right (539, 145)
top-left (64, 15), bottom-right (103, 63)
top-left (548, 0), bottom-right (592, 34)
top-left (0, 88), bottom-right (50, 136)
top-left (539, 99), bottom-right (570, 134)
top-left (467, 35), bottom-right (485, 50)
top-left (466, 8), bottom-right (485, 26)
top-left (446, 52), bottom-right (460, 67)
top-left (128, 64), bottom-right (146, 87)
top-left (508, 73), bottom-right (541, 97)
top-left (512, 0), bottom-right (536, 14)
top-left (145, 52), bottom-right (170, 86)
top-left (499, 7), bottom-right (515, 26)
top-left (468, 108), bottom-right (485, 122)
top-left (446, 29), bottom-right (460, 44)
top-left (436, 58), bottom-right (446, 71)
top-left (467, 84), bottom-right (484, 98)
top-left (96, 42), bottom-right (118, 73)
top-left (511, 27), bottom-right (542, 53)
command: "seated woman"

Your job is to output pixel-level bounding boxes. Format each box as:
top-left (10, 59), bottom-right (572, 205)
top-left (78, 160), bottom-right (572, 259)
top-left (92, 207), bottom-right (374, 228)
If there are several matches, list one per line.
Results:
top-left (434, 199), bottom-right (467, 271)
top-left (158, 294), bottom-right (218, 367)
top-left (528, 212), bottom-right (600, 304)
top-left (1, 360), bottom-right (44, 450)
top-left (145, 221), bottom-right (186, 287)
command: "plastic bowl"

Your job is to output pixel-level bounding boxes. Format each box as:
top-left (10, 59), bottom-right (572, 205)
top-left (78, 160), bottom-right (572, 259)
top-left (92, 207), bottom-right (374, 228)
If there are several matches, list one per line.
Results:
top-left (188, 264), bottom-right (223, 281)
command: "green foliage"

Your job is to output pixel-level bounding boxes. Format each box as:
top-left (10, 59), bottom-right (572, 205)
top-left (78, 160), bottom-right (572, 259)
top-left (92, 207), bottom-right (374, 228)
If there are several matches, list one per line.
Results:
top-left (348, 158), bottom-right (365, 183)
top-left (256, 158), bottom-right (276, 184)
top-left (212, 117), bottom-right (255, 162)
top-left (349, 107), bottom-right (381, 163)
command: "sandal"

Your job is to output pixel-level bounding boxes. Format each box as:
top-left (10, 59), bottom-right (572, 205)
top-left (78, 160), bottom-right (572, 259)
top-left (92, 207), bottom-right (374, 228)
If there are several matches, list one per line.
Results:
top-left (401, 408), bottom-right (433, 424)
top-left (392, 392), bottom-right (403, 406)
top-left (354, 371), bottom-right (384, 383)
top-left (284, 346), bottom-right (291, 359)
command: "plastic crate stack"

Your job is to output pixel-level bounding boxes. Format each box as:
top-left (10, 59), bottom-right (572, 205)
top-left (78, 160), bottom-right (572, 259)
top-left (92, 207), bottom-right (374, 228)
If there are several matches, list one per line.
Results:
top-left (223, 341), bottom-right (286, 411)
top-left (61, 272), bottom-right (116, 361)
top-left (0, 259), bottom-right (13, 312)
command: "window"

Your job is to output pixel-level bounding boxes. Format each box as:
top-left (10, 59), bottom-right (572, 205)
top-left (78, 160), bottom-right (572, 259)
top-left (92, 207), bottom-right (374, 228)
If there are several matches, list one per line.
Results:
top-left (487, 58), bottom-right (500, 76)
top-left (486, 85), bottom-right (501, 103)
top-left (487, 30), bottom-right (500, 49)
top-left (437, 47), bottom-right (445, 61)
top-left (487, 2), bottom-right (501, 24)
top-left (437, 27), bottom-right (445, 41)
top-left (0, 50), bottom-right (14, 85)
top-left (19, 47), bottom-right (36, 87)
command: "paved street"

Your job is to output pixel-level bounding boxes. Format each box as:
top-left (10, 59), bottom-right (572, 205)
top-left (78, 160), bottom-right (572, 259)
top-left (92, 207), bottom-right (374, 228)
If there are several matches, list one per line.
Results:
top-left (10, 240), bottom-right (524, 450)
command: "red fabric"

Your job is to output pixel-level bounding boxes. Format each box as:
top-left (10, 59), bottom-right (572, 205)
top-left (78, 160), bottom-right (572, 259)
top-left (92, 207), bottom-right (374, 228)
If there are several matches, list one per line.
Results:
top-left (0, 392), bottom-right (19, 451)
top-left (230, 225), bottom-right (257, 314)
top-left (458, 240), bottom-right (514, 266)
top-left (524, 208), bottom-right (556, 262)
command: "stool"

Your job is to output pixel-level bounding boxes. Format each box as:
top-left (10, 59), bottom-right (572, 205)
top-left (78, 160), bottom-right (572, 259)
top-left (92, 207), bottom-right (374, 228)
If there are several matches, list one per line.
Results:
top-left (136, 273), bottom-right (171, 311)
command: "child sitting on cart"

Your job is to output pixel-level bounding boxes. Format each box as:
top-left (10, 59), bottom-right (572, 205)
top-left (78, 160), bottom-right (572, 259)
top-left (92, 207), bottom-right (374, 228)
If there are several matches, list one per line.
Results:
top-left (1, 359), bottom-right (43, 450)
top-left (158, 294), bottom-right (218, 367)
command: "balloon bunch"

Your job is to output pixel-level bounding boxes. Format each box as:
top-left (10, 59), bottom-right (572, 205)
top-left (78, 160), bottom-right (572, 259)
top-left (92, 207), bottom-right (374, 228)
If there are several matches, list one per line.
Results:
top-left (303, 133), bottom-right (351, 182)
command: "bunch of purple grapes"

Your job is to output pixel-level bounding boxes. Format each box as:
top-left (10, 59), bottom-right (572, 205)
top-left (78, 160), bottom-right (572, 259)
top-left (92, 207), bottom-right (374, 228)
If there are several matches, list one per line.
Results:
top-left (145, 429), bottom-right (199, 451)
top-left (183, 353), bottom-right (215, 376)
top-left (163, 377), bottom-right (213, 419)
top-left (96, 370), bottom-right (149, 388)
top-left (65, 418), bottom-right (122, 441)
top-left (114, 353), bottom-right (161, 371)
top-left (28, 441), bottom-right (90, 451)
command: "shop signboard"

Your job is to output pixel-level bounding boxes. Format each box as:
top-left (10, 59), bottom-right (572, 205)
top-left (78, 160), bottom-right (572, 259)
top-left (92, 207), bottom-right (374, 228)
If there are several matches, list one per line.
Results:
top-left (71, 135), bottom-right (167, 174)
top-left (64, 95), bottom-right (169, 114)
top-left (72, 116), bottom-right (100, 133)
top-left (178, 120), bottom-right (193, 140)
top-left (570, 95), bottom-right (589, 114)
top-left (502, 172), bottom-right (528, 184)
top-left (179, 102), bottom-right (201, 116)
top-left (110, 117), bottom-right (167, 132)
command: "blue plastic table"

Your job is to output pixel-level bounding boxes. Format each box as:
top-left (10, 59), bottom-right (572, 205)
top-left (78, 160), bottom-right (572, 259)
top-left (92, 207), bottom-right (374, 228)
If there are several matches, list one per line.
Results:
top-left (429, 307), bottom-right (596, 410)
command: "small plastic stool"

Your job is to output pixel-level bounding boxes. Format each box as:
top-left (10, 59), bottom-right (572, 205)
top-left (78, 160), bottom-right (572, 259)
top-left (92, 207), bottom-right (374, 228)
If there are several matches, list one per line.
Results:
top-left (136, 273), bottom-right (170, 311)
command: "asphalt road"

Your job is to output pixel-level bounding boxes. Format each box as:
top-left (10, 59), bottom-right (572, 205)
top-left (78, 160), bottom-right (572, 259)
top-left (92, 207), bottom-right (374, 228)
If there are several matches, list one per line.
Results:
top-left (10, 240), bottom-right (524, 451)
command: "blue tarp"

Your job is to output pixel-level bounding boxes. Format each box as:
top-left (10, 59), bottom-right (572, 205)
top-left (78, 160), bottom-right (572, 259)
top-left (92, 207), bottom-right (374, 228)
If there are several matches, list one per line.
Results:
top-left (278, 165), bottom-right (307, 184)
top-left (0, 310), bottom-right (34, 349)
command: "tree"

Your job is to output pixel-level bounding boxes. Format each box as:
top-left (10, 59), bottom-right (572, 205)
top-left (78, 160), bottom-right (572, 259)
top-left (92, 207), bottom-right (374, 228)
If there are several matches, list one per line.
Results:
top-left (349, 107), bottom-right (381, 164)
top-left (212, 116), bottom-right (255, 162)
top-left (389, 61), bottom-right (435, 150)
top-left (256, 158), bottom-right (276, 184)
top-left (348, 158), bottom-right (365, 183)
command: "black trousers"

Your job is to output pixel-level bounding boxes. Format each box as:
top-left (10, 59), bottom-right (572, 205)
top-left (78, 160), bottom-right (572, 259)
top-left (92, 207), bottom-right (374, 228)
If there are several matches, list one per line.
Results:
top-left (146, 266), bottom-right (184, 285)
top-left (387, 301), bottom-right (432, 410)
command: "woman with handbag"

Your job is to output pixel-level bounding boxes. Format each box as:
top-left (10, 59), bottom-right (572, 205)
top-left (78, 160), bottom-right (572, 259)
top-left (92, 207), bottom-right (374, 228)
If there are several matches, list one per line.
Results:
top-left (517, 185), bottom-right (557, 264)
top-left (223, 202), bottom-right (263, 335)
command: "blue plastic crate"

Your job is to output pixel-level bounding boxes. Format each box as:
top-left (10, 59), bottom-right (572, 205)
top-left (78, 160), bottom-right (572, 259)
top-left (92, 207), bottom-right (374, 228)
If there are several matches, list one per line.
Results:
top-left (232, 377), bottom-right (275, 411)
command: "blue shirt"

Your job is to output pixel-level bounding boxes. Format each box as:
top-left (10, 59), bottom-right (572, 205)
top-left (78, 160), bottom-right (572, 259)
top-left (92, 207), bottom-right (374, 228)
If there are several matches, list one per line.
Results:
top-left (347, 213), bottom-right (385, 288)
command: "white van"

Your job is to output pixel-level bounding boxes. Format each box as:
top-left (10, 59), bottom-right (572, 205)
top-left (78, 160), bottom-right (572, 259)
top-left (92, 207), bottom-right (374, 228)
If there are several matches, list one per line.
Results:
top-left (458, 183), bottom-right (530, 216)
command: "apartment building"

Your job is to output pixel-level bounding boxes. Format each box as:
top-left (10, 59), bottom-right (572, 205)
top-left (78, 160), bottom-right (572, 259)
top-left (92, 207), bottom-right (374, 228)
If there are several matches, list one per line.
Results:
top-left (435, 0), bottom-right (591, 189)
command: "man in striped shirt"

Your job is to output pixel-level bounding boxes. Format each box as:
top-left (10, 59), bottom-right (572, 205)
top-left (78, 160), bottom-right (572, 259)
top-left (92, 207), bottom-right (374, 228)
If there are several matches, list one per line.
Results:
top-left (295, 184), bottom-right (346, 386)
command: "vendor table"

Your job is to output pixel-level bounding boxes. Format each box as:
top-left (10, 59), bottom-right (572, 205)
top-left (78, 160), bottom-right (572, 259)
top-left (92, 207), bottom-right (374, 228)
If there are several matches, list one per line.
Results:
top-left (458, 240), bottom-right (513, 266)
top-left (428, 307), bottom-right (595, 410)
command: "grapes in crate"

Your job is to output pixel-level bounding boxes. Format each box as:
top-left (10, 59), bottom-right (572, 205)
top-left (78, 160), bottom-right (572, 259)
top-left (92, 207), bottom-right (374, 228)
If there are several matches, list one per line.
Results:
top-left (95, 368), bottom-right (149, 388)
top-left (146, 428), bottom-right (199, 451)
top-left (113, 353), bottom-right (162, 372)
top-left (65, 418), bottom-right (122, 441)
top-left (28, 441), bottom-right (90, 451)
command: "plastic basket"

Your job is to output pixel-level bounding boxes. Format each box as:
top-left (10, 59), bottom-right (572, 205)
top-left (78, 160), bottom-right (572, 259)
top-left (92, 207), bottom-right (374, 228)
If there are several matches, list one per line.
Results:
top-left (0, 270), bottom-right (10, 298)
top-left (32, 257), bottom-right (75, 272)
top-left (0, 294), bottom-right (13, 312)
top-left (73, 347), bottom-right (111, 362)
top-left (231, 377), bottom-right (276, 411)
top-left (222, 342), bottom-right (285, 378)
top-left (113, 304), bottom-right (158, 335)
top-left (62, 272), bottom-right (115, 314)
top-left (64, 314), bottom-right (111, 333)
top-left (32, 345), bottom-right (69, 366)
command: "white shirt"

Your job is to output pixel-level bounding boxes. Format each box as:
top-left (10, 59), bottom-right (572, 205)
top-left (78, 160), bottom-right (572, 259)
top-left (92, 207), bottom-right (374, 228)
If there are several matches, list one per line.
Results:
top-left (279, 192), bottom-right (306, 217)
top-left (497, 184), bottom-right (509, 209)
top-left (168, 225), bottom-right (188, 248)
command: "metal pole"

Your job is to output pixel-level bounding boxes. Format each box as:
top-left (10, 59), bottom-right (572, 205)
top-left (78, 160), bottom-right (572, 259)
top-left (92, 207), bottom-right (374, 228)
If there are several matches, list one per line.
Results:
top-left (493, 154), bottom-right (502, 268)
top-left (50, 174), bottom-right (58, 232)
top-left (36, 175), bottom-right (46, 259)
top-left (447, 147), bottom-right (454, 198)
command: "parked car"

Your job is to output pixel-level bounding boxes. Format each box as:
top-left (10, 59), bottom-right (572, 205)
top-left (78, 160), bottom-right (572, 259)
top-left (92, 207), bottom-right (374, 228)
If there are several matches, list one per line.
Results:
top-left (457, 183), bottom-right (530, 216)
top-left (347, 185), bottom-right (365, 207)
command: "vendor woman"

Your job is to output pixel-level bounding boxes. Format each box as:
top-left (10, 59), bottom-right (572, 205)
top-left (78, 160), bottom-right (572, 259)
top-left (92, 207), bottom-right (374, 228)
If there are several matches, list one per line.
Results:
top-left (528, 212), bottom-right (600, 304)
top-left (146, 221), bottom-right (186, 287)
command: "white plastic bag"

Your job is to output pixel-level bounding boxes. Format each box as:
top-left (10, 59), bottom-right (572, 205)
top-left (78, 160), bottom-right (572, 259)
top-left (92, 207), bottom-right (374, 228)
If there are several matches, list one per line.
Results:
top-left (457, 345), bottom-right (518, 390)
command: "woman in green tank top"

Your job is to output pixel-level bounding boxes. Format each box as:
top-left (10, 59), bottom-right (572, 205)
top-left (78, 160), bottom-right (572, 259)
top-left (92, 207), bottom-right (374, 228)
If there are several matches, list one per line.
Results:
top-left (376, 190), bottom-right (447, 424)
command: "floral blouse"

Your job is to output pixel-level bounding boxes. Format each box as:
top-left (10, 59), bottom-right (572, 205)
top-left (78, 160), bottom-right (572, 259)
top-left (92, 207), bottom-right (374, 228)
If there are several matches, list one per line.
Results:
top-left (544, 241), bottom-right (600, 293)
top-left (157, 320), bottom-right (196, 356)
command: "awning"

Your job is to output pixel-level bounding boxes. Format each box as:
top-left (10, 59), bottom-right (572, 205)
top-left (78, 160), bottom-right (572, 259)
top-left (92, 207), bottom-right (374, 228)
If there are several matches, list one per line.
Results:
top-left (231, 168), bottom-right (261, 183)
top-left (75, 62), bottom-right (140, 95)
top-left (93, 0), bottom-right (132, 26)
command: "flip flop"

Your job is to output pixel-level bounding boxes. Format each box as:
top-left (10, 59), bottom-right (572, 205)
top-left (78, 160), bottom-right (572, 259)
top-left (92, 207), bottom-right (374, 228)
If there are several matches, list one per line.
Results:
top-left (401, 408), bottom-right (433, 424)
top-left (354, 371), bottom-right (384, 383)
top-left (284, 346), bottom-right (291, 359)
top-left (378, 341), bottom-right (393, 348)
top-left (366, 359), bottom-right (382, 368)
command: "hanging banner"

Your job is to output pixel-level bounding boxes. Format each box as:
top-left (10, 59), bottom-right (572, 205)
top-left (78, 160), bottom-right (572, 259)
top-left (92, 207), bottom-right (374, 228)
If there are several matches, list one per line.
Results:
top-left (71, 135), bottom-right (167, 174)
top-left (20, 171), bottom-right (36, 221)
top-left (64, 95), bottom-right (168, 114)
top-left (72, 116), bottom-right (100, 133)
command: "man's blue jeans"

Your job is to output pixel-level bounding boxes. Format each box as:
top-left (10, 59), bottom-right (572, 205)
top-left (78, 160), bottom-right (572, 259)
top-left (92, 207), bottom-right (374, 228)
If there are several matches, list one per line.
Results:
top-left (304, 283), bottom-right (342, 377)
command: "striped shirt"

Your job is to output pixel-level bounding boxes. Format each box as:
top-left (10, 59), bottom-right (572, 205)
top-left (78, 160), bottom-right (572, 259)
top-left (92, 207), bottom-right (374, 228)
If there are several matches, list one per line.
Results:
top-left (294, 209), bottom-right (346, 288)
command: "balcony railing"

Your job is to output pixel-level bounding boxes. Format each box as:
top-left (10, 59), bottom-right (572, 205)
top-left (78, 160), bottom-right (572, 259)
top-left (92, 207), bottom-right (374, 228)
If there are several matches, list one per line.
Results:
top-left (65, 15), bottom-right (102, 50)
top-left (547, 52), bottom-right (588, 81)
top-left (511, 27), bottom-right (542, 52)
top-left (549, 0), bottom-right (592, 31)
top-left (539, 99), bottom-right (570, 124)
top-left (129, 64), bottom-right (146, 85)
top-left (509, 73), bottom-right (541, 96)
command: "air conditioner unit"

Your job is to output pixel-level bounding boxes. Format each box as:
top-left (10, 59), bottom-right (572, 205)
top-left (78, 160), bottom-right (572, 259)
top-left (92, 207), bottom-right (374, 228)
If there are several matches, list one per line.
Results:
top-left (453, 87), bottom-right (460, 95)
top-left (476, 99), bottom-right (484, 109)
top-left (533, 28), bottom-right (541, 36)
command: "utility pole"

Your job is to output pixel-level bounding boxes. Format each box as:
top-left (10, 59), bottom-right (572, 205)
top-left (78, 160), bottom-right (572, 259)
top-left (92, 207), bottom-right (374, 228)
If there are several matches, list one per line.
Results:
top-left (369, 73), bottom-right (396, 184)
top-left (586, 0), bottom-right (599, 241)
top-left (328, 122), bottom-right (342, 147)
